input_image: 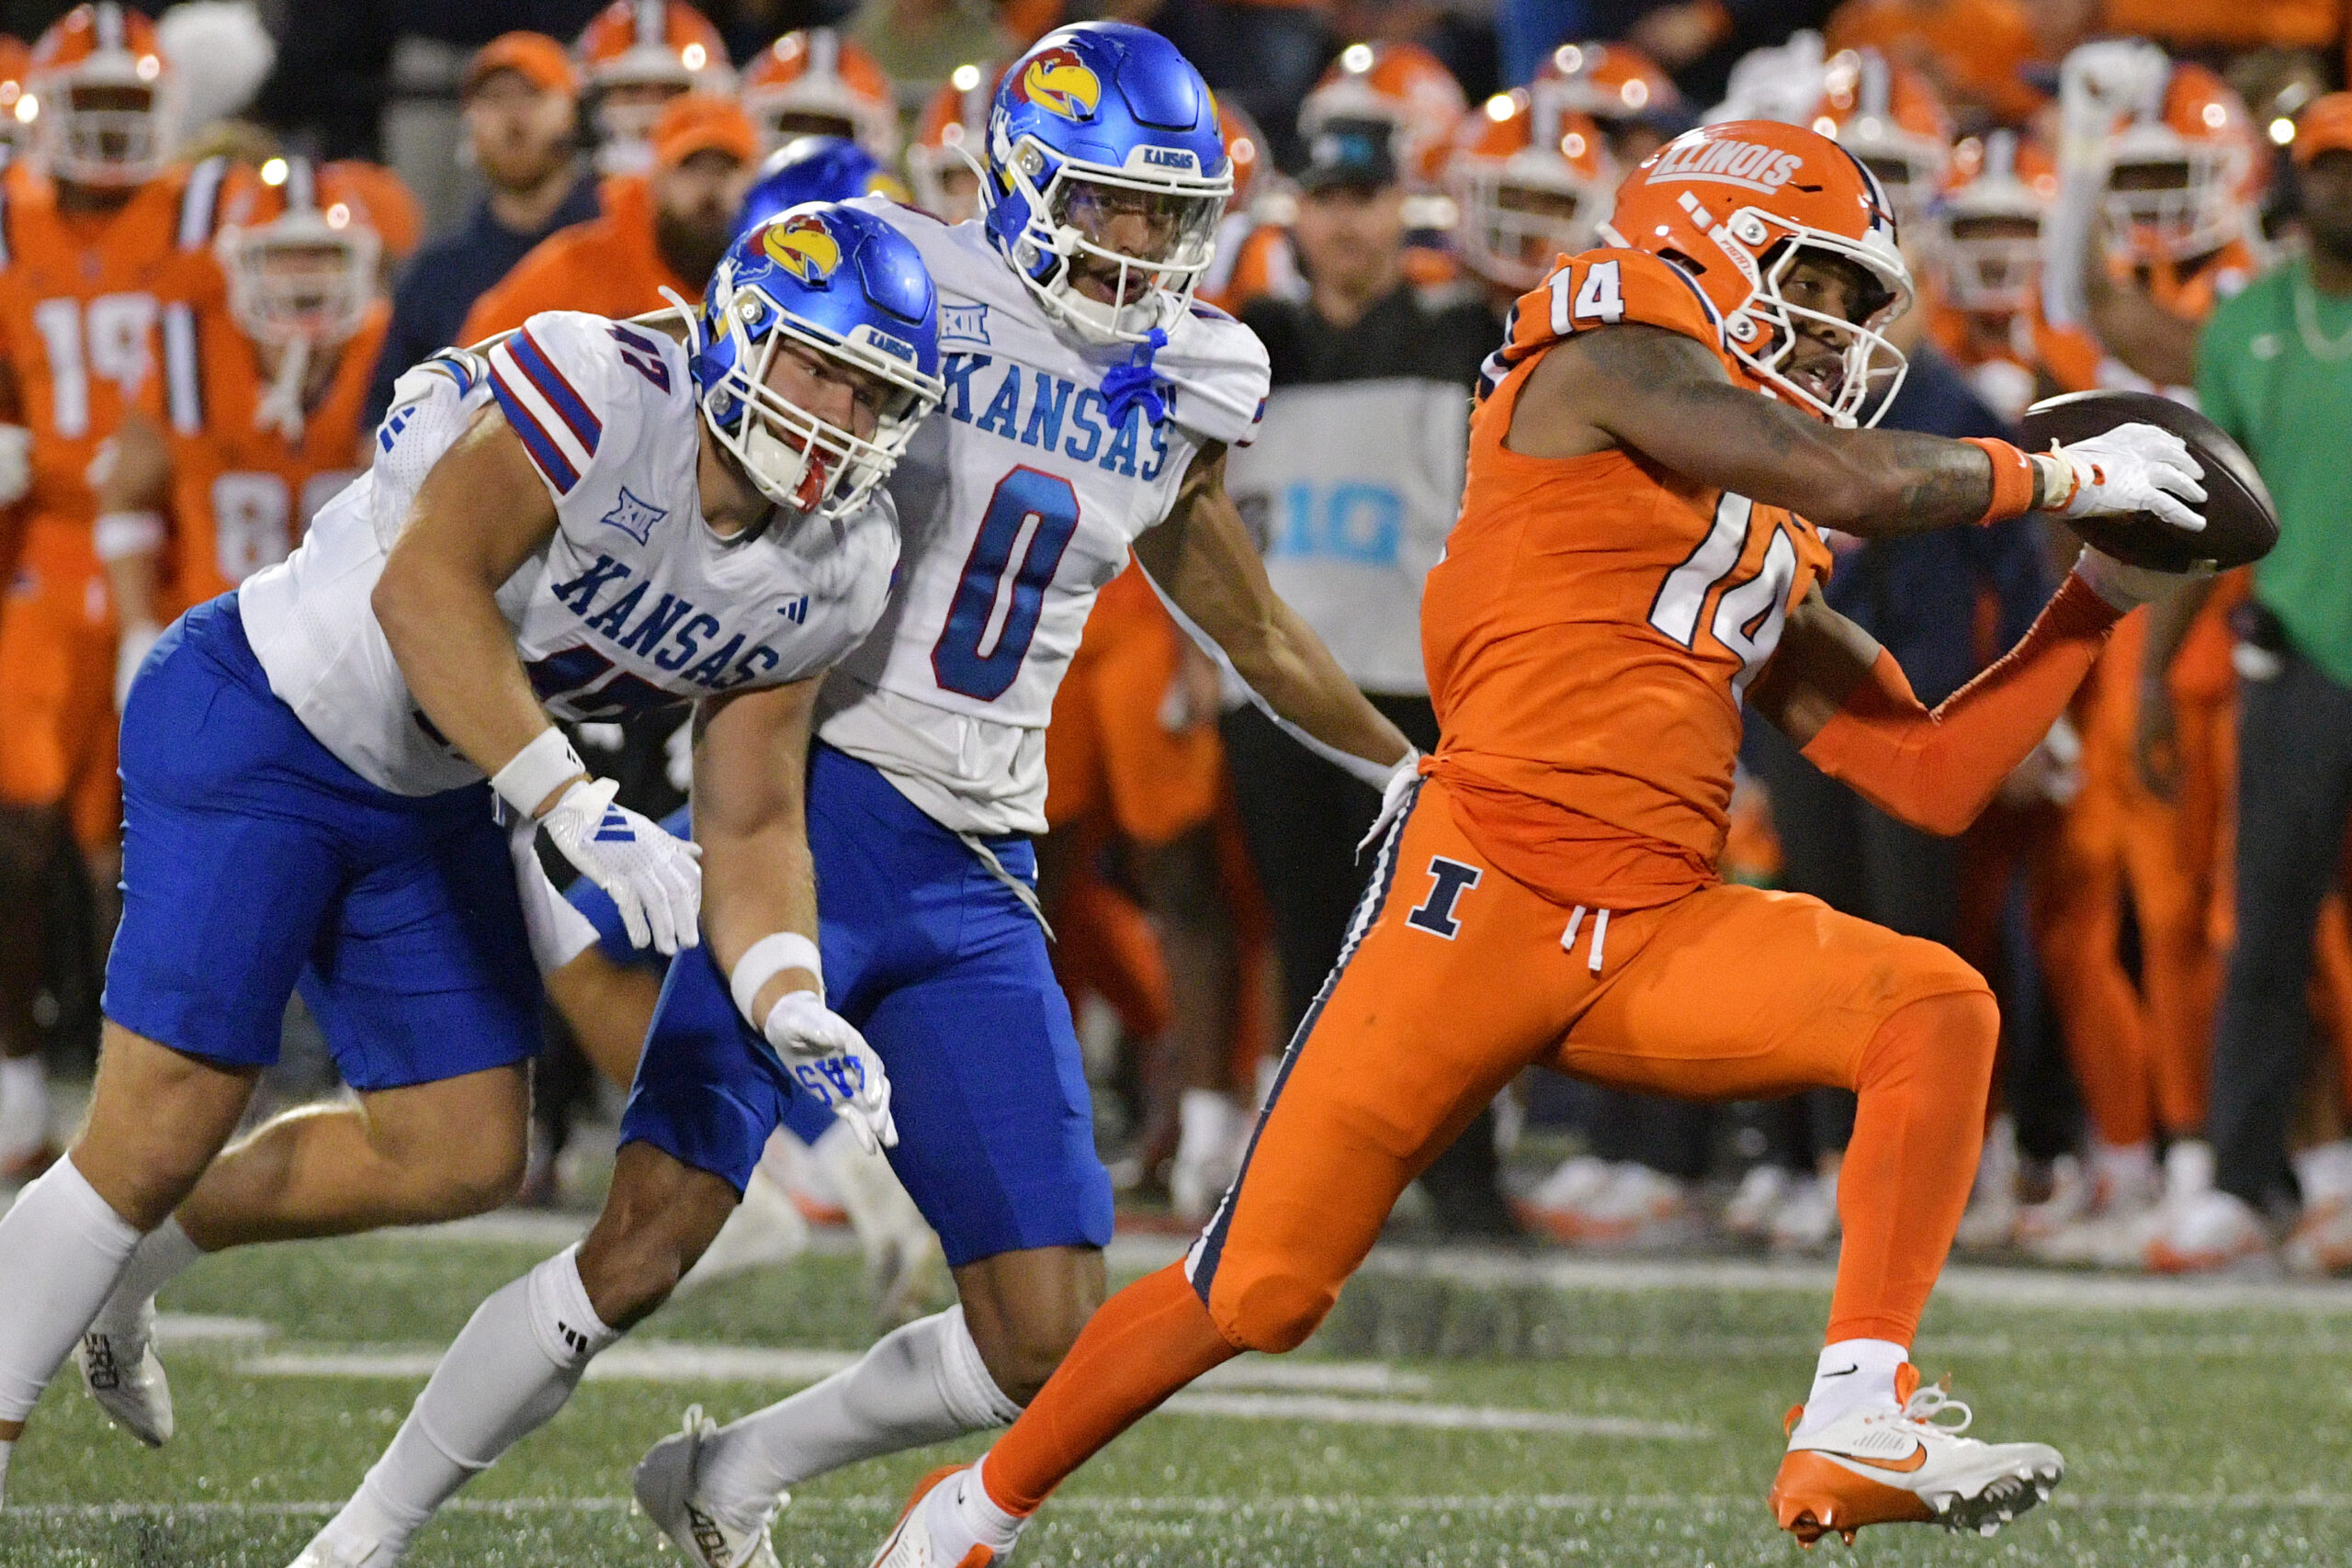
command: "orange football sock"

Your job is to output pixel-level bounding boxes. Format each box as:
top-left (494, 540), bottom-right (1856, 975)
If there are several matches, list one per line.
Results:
top-left (981, 1263), bottom-right (1237, 1517)
top-left (1827, 990), bottom-right (2001, 1347)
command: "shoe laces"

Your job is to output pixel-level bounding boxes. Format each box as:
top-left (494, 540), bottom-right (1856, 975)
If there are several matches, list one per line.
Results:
top-left (1895, 1378), bottom-right (1973, 1436)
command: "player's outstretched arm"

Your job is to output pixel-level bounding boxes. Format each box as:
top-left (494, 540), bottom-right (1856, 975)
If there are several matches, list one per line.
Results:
top-left (693, 678), bottom-right (895, 1152)
top-left (1510, 323), bottom-right (2200, 539)
top-left (1750, 552), bottom-right (2193, 837)
top-left (1135, 442), bottom-right (1413, 776)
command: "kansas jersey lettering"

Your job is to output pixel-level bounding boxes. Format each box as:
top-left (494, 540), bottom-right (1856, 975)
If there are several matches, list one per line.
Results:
top-left (818, 197), bottom-right (1271, 836)
top-left (237, 310), bottom-right (899, 795)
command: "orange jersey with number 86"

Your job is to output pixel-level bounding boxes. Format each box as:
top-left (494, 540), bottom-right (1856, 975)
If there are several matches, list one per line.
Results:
top-left (1421, 248), bottom-right (1834, 911)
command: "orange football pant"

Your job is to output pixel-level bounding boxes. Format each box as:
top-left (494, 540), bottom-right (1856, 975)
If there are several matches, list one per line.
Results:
top-left (983, 777), bottom-right (1997, 1515)
top-left (0, 519), bottom-right (121, 849)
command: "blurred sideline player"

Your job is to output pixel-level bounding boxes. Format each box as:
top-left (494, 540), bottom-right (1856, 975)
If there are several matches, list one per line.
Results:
top-left (1443, 89), bottom-right (1616, 314)
top-left (1533, 40), bottom-right (1688, 168)
top-left (574, 0), bottom-right (732, 177)
top-left (0, 3), bottom-right (235, 1180)
top-left (873, 117), bottom-right (2214, 1562)
top-left (741, 28), bottom-right (898, 160)
top-left (1928, 130), bottom-right (2054, 421)
top-left (463, 93), bottom-right (758, 343)
top-left (0, 200), bottom-right (935, 1508)
top-left (99, 158), bottom-right (390, 702)
top-left (907, 62), bottom-right (997, 225)
top-left (311, 27), bottom-right (1417, 1568)
top-left (1804, 49), bottom-right (1951, 250)
top-left (1185, 98), bottom-right (1264, 310)
top-left (0, 36), bottom-right (36, 165)
top-left (1824, 0), bottom-right (2045, 131)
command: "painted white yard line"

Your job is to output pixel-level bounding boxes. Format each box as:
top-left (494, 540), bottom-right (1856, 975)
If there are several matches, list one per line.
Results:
top-left (1158, 1392), bottom-right (1706, 1439)
top-left (153, 1314), bottom-right (272, 1346)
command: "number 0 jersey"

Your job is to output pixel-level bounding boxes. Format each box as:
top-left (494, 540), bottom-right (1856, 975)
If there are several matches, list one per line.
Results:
top-left (238, 310), bottom-right (899, 796)
top-left (1423, 248), bottom-right (1835, 911)
top-left (819, 198), bottom-right (1272, 837)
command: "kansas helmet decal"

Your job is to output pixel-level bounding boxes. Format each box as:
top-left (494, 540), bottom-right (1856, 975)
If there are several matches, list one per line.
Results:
top-left (1019, 45), bottom-right (1101, 121)
top-left (761, 212), bottom-right (843, 281)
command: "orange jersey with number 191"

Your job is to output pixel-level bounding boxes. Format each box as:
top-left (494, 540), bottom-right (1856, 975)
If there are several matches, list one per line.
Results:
top-left (1421, 247), bottom-right (1835, 912)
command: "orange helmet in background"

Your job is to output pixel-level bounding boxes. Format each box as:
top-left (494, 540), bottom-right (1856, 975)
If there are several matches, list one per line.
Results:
top-left (1219, 98), bottom-right (1266, 210)
top-left (29, 4), bottom-right (180, 187)
top-left (1936, 129), bottom-right (2053, 314)
top-left (1535, 41), bottom-right (1683, 131)
top-left (908, 61), bottom-right (992, 221)
top-left (0, 37), bottom-right (32, 156)
top-left (1809, 48), bottom-right (1951, 235)
top-left (2100, 62), bottom-right (2262, 266)
top-left (742, 29), bottom-right (898, 159)
top-left (574, 0), bottom-right (733, 173)
top-left (1606, 118), bottom-right (1913, 425)
top-left (1297, 41), bottom-right (1466, 187)
top-left (1447, 90), bottom-right (1616, 291)
top-left (217, 156), bottom-right (389, 349)
top-left (325, 160), bottom-right (422, 262)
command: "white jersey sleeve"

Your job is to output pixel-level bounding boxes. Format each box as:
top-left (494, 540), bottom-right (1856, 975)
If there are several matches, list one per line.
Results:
top-left (239, 311), bottom-right (896, 796)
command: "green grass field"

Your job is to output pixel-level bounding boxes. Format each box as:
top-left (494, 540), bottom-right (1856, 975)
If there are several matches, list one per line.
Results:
top-left (7, 1223), bottom-right (2352, 1567)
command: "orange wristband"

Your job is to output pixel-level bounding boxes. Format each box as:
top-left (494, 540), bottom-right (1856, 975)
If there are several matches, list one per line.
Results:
top-left (1963, 437), bottom-right (2036, 525)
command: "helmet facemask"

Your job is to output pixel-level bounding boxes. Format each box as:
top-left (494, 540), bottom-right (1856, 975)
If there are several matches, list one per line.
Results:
top-left (698, 277), bottom-right (943, 520)
top-left (42, 69), bottom-right (172, 186)
top-left (221, 212), bottom-right (379, 351)
top-left (2101, 125), bottom-right (2245, 263)
top-left (992, 130), bottom-right (1228, 344)
top-left (1455, 157), bottom-right (1604, 291)
top-left (1722, 228), bottom-right (1912, 427)
top-left (1939, 209), bottom-right (2041, 315)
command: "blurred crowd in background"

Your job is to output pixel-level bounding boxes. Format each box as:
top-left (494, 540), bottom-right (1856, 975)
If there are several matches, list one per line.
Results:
top-left (1, 0), bottom-right (2350, 1290)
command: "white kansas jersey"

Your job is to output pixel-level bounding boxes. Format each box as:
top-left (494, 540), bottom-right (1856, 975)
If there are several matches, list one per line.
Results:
top-left (238, 310), bottom-right (898, 797)
top-left (821, 198), bottom-right (1271, 835)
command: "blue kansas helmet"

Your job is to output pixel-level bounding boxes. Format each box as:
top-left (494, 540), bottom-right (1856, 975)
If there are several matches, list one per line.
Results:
top-left (733, 135), bottom-right (906, 244)
top-left (983, 22), bottom-right (1231, 344)
top-left (693, 200), bottom-right (944, 519)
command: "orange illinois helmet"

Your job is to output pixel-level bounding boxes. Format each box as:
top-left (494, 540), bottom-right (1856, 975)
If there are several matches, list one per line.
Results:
top-left (1219, 98), bottom-right (1266, 210)
top-left (1535, 40), bottom-right (1683, 128)
top-left (574, 0), bottom-right (733, 172)
top-left (908, 61), bottom-right (994, 222)
top-left (1297, 41), bottom-right (1466, 188)
top-left (742, 28), bottom-right (898, 160)
top-left (2100, 62), bottom-right (2262, 266)
top-left (1936, 129), bottom-right (2053, 315)
top-left (1807, 49), bottom-right (1951, 234)
top-left (28, 4), bottom-right (179, 187)
top-left (1446, 90), bottom-right (1616, 291)
top-left (0, 36), bottom-right (31, 156)
top-left (1605, 118), bottom-right (1913, 425)
top-left (218, 156), bottom-right (388, 350)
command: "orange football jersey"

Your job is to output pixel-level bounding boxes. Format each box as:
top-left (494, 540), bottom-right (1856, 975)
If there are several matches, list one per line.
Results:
top-left (458, 175), bottom-right (694, 345)
top-left (1422, 248), bottom-right (1834, 910)
top-left (0, 156), bottom-right (233, 538)
top-left (161, 298), bottom-right (386, 611)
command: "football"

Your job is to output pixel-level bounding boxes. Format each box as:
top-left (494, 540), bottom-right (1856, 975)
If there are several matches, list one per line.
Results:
top-left (2019, 389), bottom-right (2279, 572)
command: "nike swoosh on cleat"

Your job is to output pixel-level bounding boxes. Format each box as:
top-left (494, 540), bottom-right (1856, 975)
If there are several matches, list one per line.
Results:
top-left (1838, 1444), bottom-right (1928, 1473)
top-left (1818, 1364), bottom-right (1859, 1378)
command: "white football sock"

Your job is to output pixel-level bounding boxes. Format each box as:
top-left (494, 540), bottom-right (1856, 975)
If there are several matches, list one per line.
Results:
top-left (697, 1305), bottom-right (1021, 1524)
top-left (0, 1155), bottom-right (142, 1423)
top-left (319, 1246), bottom-right (616, 1560)
top-left (0, 1055), bottom-right (48, 1156)
top-left (99, 1216), bottom-right (205, 1330)
top-left (1793, 1338), bottom-right (1908, 1438)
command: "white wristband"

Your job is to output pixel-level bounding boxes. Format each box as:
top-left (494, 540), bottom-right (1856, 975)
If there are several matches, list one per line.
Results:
top-left (94, 510), bottom-right (166, 562)
top-left (731, 931), bottom-right (824, 1026)
top-left (491, 727), bottom-right (587, 818)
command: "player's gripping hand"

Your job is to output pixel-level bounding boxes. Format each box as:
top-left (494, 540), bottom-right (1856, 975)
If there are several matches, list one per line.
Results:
top-left (537, 776), bottom-right (704, 954)
top-left (2042, 423), bottom-right (2206, 532)
top-left (760, 992), bottom-right (898, 1156)
top-left (2071, 545), bottom-right (2211, 614)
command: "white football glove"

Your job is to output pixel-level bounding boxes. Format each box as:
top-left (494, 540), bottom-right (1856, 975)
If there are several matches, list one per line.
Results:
top-left (761, 991), bottom-right (897, 1156)
top-left (1355, 748), bottom-right (1423, 858)
top-left (2071, 545), bottom-right (2210, 614)
top-left (537, 776), bottom-right (703, 955)
top-left (0, 423), bottom-right (30, 506)
top-left (2045, 423), bottom-right (2207, 533)
top-left (114, 619), bottom-right (161, 713)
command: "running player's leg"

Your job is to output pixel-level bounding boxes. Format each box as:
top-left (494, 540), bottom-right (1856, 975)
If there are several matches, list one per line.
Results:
top-left (0, 551), bottom-right (81, 1178)
top-left (2031, 774), bottom-right (2153, 1159)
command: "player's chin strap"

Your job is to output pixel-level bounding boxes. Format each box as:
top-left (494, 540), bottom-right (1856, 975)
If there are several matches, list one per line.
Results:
top-left (956, 830), bottom-right (1056, 942)
top-left (658, 287), bottom-right (703, 356)
top-left (1099, 326), bottom-right (1170, 429)
top-left (254, 336), bottom-right (311, 443)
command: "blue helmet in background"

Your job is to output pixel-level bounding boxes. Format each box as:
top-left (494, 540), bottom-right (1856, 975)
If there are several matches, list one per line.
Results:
top-left (733, 135), bottom-right (907, 244)
top-left (982, 23), bottom-right (1231, 344)
top-left (693, 200), bottom-right (944, 520)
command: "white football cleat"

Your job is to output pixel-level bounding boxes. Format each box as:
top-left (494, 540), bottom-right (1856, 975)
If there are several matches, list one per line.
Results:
top-left (77, 1296), bottom-right (173, 1446)
top-left (1769, 1172), bottom-right (1839, 1255)
top-left (870, 1464), bottom-right (1009, 1568)
top-left (1722, 1164), bottom-right (1795, 1240)
top-left (2145, 1188), bottom-right (2274, 1274)
top-left (1770, 1365), bottom-right (2064, 1545)
top-left (284, 1527), bottom-right (400, 1567)
top-left (1516, 1154), bottom-right (1615, 1242)
top-left (633, 1406), bottom-right (782, 1568)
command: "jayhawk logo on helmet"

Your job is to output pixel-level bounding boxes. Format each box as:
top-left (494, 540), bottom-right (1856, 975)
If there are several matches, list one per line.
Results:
top-left (761, 212), bottom-right (842, 281)
top-left (1019, 45), bottom-right (1100, 122)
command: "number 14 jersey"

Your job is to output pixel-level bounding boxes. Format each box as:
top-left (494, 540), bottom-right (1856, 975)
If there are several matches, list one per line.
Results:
top-left (820, 199), bottom-right (1271, 836)
top-left (1422, 247), bottom-right (1834, 913)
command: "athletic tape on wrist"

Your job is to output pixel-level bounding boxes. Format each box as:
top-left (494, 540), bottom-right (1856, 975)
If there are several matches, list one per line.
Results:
top-left (93, 510), bottom-right (166, 562)
top-left (731, 931), bottom-right (824, 1027)
top-left (1962, 439), bottom-right (2035, 525)
top-left (491, 728), bottom-right (587, 818)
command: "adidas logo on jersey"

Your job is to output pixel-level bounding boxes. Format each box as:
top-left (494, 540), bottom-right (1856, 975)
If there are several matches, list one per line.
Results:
top-left (1646, 137), bottom-right (1804, 195)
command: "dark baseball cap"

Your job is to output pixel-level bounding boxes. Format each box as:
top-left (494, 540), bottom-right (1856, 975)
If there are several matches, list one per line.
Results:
top-left (1297, 116), bottom-right (1398, 193)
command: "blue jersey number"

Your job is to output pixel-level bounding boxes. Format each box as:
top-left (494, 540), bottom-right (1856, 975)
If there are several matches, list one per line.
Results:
top-left (930, 466), bottom-right (1081, 702)
top-left (526, 644), bottom-right (677, 721)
